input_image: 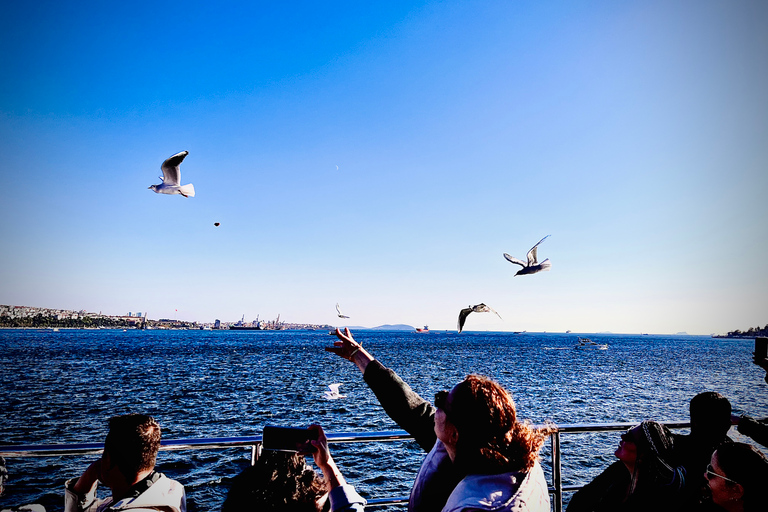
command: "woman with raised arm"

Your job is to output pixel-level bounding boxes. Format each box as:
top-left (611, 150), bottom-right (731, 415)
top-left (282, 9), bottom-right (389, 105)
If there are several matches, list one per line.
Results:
top-left (327, 328), bottom-right (552, 512)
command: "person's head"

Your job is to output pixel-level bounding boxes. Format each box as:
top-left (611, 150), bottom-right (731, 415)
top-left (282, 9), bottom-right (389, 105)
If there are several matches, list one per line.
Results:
top-left (222, 450), bottom-right (327, 512)
top-left (616, 421), bottom-right (675, 471)
top-left (706, 442), bottom-right (768, 512)
top-left (434, 374), bottom-right (550, 474)
top-left (689, 392), bottom-right (732, 441)
top-left (102, 414), bottom-right (161, 482)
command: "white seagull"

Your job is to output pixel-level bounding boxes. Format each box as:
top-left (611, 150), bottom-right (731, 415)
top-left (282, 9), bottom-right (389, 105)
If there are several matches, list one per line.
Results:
top-left (504, 235), bottom-right (552, 276)
top-left (324, 383), bottom-right (346, 400)
top-left (457, 303), bottom-right (502, 333)
top-left (336, 303), bottom-right (350, 319)
top-left (148, 151), bottom-right (196, 197)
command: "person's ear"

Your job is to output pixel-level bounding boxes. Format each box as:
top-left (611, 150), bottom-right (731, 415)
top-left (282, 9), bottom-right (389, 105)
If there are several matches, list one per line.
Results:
top-left (730, 483), bottom-right (745, 501)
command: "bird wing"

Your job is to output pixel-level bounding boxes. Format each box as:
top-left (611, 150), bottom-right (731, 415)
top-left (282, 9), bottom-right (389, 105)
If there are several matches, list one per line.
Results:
top-left (336, 303), bottom-right (350, 318)
top-left (328, 383), bottom-right (342, 394)
top-left (486, 305), bottom-right (503, 320)
top-left (473, 303), bottom-right (502, 320)
top-left (160, 151), bottom-right (188, 186)
top-left (457, 307), bottom-right (472, 333)
top-left (503, 253), bottom-right (526, 267)
top-left (526, 235), bottom-right (551, 266)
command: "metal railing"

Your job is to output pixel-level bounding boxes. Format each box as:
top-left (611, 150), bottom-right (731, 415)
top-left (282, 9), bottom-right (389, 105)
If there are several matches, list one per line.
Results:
top-left (0, 421), bottom-right (692, 512)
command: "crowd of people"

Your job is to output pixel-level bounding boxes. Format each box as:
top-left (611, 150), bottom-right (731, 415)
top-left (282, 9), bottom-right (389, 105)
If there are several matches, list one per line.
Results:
top-left (1, 332), bottom-right (766, 512)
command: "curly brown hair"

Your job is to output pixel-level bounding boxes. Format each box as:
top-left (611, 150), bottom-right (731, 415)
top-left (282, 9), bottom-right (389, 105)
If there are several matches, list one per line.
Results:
top-left (449, 375), bottom-right (553, 474)
top-left (223, 450), bottom-right (327, 512)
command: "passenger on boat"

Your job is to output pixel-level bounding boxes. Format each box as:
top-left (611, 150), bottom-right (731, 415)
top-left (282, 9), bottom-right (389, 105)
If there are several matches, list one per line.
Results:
top-left (702, 442), bottom-right (768, 512)
top-left (222, 425), bottom-right (365, 512)
top-left (566, 420), bottom-right (683, 512)
top-left (328, 327), bottom-right (552, 512)
top-left (64, 414), bottom-right (186, 512)
top-left (672, 392), bottom-right (734, 508)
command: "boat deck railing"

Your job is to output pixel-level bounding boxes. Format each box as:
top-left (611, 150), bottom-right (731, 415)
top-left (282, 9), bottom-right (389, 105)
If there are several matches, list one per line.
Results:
top-left (1, 421), bottom-right (692, 512)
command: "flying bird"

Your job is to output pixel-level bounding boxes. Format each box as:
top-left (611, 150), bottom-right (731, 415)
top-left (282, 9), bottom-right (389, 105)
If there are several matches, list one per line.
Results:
top-left (324, 383), bottom-right (346, 400)
top-left (504, 235), bottom-right (552, 276)
top-left (214, 222), bottom-right (220, 227)
top-left (457, 303), bottom-right (502, 333)
top-left (148, 151), bottom-right (196, 197)
top-left (336, 303), bottom-right (350, 319)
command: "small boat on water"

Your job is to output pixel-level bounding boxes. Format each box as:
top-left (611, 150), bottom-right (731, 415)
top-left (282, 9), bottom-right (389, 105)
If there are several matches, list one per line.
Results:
top-left (575, 337), bottom-right (608, 350)
top-left (415, 325), bottom-right (429, 333)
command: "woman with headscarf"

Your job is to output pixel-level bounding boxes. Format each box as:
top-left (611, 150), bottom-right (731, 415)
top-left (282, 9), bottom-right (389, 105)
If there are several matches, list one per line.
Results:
top-left (703, 442), bottom-right (768, 512)
top-left (566, 420), bottom-right (684, 512)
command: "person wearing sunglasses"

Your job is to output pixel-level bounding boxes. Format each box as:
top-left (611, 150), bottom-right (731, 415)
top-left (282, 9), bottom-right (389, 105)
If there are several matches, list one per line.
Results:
top-left (327, 328), bottom-right (553, 512)
top-left (566, 420), bottom-right (683, 512)
top-left (704, 442), bottom-right (768, 512)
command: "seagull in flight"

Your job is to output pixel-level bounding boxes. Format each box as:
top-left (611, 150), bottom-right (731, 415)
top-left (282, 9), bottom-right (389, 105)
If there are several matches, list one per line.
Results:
top-left (324, 383), bottom-right (346, 400)
top-left (504, 235), bottom-right (551, 276)
top-left (336, 303), bottom-right (350, 319)
top-left (148, 151), bottom-right (196, 197)
top-left (457, 303), bottom-right (502, 333)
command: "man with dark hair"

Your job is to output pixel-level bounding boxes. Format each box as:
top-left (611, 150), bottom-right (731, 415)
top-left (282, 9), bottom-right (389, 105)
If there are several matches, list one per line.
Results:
top-left (64, 414), bottom-right (186, 512)
top-left (673, 391), bottom-right (733, 508)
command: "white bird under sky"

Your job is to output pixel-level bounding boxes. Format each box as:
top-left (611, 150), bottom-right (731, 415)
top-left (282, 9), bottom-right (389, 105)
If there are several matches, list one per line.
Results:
top-left (148, 151), bottom-right (196, 198)
top-left (457, 303), bottom-right (502, 333)
top-left (324, 383), bottom-right (346, 400)
top-left (504, 235), bottom-right (552, 276)
top-left (336, 303), bottom-right (350, 318)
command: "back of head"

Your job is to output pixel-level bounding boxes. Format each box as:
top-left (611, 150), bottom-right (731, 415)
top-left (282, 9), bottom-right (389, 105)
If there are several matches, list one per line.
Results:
top-left (715, 442), bottom-right (768, 512)
top-left (451, 375), bottom-right (550, 474)
top-left (627, 420), bottom-right (675, 461)
top-left (104, 414), bottom-right (161, 479)
top-left (689, 392), bottom-right (731, 440)
top-left (223, 450), bottom-right (326, 512)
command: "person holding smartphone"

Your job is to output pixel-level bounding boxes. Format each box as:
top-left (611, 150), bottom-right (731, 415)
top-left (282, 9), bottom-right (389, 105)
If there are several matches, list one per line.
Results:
top-left (223, 424), bottom-right (365, 512)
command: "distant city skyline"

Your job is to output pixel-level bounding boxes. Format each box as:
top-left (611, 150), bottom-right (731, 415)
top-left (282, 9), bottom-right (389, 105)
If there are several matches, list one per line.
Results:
top-left (1, 1), bottom-right (766, 335)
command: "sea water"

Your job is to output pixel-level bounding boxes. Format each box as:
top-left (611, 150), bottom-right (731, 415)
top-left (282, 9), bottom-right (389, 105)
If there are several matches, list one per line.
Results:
top-left (0, 329), bottom-right (765, 511)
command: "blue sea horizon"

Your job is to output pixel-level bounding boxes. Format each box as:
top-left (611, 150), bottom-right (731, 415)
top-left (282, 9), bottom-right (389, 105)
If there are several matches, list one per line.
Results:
top-left (1, 329), bottom-right (765, 511)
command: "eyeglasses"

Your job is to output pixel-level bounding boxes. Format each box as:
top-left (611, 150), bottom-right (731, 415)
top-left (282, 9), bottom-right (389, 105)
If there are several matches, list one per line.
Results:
top-left (434, 390), bottom-right (455, 422)
top-left (706, 463), bottom-right (738, 484)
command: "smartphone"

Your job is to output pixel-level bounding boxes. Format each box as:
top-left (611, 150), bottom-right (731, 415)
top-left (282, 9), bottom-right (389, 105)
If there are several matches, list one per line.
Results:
top-left (756, 338), bottom-right (768, 360)
top-left (262, 426), bottom-right (318, 452)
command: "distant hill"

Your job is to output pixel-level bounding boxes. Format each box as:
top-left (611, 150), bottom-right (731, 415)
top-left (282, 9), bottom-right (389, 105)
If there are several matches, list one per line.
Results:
top-left (343, 324), bottom-right (415, 331)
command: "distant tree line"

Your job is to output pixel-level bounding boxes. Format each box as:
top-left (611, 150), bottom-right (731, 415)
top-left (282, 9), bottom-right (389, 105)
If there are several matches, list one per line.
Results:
top-left (726, 324), bottom-right (768, 338)
top-left (0, 314), bottom-right (139, 329)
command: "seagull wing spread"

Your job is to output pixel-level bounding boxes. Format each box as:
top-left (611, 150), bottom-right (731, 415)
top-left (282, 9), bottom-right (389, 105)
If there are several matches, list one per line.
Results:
top-left (526, 235), bottom-right (550, 266)
top-left (503, 253), bottom-right (527, 267)
top-left (160, 151), bottom-right (188, 186)
top-left (457, 307), bottom-right (472, 333)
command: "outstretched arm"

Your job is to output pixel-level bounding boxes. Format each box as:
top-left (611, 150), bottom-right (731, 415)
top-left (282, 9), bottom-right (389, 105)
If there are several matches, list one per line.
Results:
top-left (326, 328), bottom-right (437, 451)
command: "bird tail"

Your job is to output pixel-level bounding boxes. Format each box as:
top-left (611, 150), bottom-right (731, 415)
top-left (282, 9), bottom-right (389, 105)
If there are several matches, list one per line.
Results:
top-left (179, 183), bottom-right (195, 197)
top-left (539, 259), bottom-right (552, 271)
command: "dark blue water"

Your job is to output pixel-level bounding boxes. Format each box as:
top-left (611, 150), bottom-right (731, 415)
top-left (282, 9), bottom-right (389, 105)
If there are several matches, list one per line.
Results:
top-left (0, 329), bottom-right (765, 511)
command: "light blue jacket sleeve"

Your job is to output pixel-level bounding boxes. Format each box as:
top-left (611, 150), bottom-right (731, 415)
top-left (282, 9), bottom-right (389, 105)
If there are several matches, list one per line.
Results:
top-left (328, 484), bottom-right (366, 512)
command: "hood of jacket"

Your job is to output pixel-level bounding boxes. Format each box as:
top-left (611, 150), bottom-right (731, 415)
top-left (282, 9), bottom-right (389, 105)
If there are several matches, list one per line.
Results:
top-left (111, 474), bottom-right (186, 512)
top-left (442, 461), bottom-right (550, 512)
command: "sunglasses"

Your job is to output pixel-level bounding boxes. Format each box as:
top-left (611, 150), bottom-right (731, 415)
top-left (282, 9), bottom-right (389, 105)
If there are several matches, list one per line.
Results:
top-left (706, 463), bottom-right (738, 484)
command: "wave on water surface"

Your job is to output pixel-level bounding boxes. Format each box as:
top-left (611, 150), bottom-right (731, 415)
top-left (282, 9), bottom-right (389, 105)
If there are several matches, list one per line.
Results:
top-left (0, 329), bottom-right (765, 511)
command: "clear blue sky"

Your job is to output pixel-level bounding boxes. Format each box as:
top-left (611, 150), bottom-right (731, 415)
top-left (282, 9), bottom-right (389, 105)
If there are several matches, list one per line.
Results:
top-left (1, 0), bottom-right (766, 334)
